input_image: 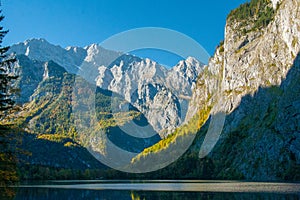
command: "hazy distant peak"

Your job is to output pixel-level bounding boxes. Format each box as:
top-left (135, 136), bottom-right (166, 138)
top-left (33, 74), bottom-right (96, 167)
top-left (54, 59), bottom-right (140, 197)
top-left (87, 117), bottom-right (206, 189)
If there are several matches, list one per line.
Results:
top-left (23, 38), bottom-right (49, 45)
top-left (186, 56), bottom-right (200, 65)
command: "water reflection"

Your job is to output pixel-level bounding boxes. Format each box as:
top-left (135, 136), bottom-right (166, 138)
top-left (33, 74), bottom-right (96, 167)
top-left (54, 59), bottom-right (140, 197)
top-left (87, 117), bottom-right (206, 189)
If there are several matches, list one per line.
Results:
top-left (13, 187), bottom-right (300, 200)
top-left (131, 191), bottom-right (300, 200)
top-left (12, 180), bottom-right (300, 200)
top-left (0, 187), bottom-right (16, 200)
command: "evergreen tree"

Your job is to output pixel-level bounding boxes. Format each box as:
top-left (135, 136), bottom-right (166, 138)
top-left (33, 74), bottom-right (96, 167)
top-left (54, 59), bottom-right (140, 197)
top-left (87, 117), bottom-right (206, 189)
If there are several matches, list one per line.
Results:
top-left (0, 10), bottom-right (17, 116)
top-left (0, 8), bottom-right (18, 199)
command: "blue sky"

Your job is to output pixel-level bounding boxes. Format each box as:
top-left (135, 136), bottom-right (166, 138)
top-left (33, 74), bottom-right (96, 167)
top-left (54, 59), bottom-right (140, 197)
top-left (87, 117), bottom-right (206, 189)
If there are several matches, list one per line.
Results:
top-left (1, 0), bottom-right (247, 66)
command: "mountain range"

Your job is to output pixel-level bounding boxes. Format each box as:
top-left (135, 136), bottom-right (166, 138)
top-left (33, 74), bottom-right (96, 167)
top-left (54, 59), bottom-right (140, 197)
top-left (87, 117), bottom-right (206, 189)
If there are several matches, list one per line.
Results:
top-left (1, 0), bottom-right (300, 181)
top-left (2, 32), bottom-right (203, 174)
top-left (130, 0), bottom-right (300, 181)
top-left (9, 39), bottom-right (203, 137)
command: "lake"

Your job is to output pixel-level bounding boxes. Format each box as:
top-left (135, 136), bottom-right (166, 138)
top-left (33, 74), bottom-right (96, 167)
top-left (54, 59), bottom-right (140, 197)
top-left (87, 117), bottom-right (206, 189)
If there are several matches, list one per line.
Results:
top-left (11, 180), bottom-right (300, 199)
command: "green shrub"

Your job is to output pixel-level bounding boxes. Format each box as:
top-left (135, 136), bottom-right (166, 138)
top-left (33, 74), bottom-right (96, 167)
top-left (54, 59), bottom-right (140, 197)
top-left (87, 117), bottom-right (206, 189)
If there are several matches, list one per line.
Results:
top-left (227, 0), bottom-right (275, 30)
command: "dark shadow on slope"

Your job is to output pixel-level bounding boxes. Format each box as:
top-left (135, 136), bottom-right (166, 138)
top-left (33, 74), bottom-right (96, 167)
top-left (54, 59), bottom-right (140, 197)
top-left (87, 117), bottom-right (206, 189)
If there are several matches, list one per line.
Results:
top-left (108, 124), bottom-right (161, 154)
top-left (0, 125), bottom-right (18, 199)
top-left (207, 51), bottom-right (300, 181)
top-left (195, 51), bottom-right (300, 180)
top-left (18, 132), bottom-right (105, 170)
top-left (95, 87), bottom-right (161, 154)
top-left (124, 51), bottom-right (300, 181)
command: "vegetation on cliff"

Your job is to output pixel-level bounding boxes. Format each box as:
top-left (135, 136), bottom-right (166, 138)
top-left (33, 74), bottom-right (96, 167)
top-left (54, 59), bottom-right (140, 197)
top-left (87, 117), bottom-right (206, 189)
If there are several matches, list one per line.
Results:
top-left (228, 0), bottom-right (276, 32)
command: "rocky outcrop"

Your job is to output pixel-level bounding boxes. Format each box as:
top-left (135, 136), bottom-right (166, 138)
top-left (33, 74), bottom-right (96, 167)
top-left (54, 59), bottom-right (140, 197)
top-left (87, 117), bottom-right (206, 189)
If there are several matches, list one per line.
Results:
top-left (184, 0), bottom-right (300, 180)
top-left (96, 55), bottom-right (203, 137)
top-left (188, 0), bottom-right (300, 118)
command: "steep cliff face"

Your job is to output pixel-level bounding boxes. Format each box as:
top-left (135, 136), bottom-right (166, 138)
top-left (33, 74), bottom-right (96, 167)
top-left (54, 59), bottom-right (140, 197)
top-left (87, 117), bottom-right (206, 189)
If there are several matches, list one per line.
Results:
top-left (221, 0), bottom-right (299, 113)
top-left (188, 0), bottom-right (300, 119)
top-left (185, 0), bottom-right (300, 180)
top-left (132, 0), bottom-right (300, 181)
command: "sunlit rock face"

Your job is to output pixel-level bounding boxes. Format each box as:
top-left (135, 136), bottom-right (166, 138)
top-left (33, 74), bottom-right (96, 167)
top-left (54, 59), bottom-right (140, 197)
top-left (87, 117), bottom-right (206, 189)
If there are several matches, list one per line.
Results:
top-left (185, 0), bottom-right (300, 180)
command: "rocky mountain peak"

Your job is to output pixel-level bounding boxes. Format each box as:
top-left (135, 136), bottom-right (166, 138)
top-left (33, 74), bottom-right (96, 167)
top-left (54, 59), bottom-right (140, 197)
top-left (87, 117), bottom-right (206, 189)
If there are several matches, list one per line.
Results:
top-left (172, 57), bottom-right (203, 80)
top-left (84, 43), bottom-right (122, 67)
top-left (186, 56), bottom-right (202, 66)
top-left (11, 38), bottom-right (203, 137)
top-left (10, 38), bottom-right (85, 74)
top-left (95, 55), bottom-right (203, 136)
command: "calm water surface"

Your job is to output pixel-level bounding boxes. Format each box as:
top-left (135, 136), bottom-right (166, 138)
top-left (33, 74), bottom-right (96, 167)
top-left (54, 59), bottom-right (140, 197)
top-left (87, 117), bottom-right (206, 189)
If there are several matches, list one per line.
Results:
top-left (12, 180), bottom-right (300, 200)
